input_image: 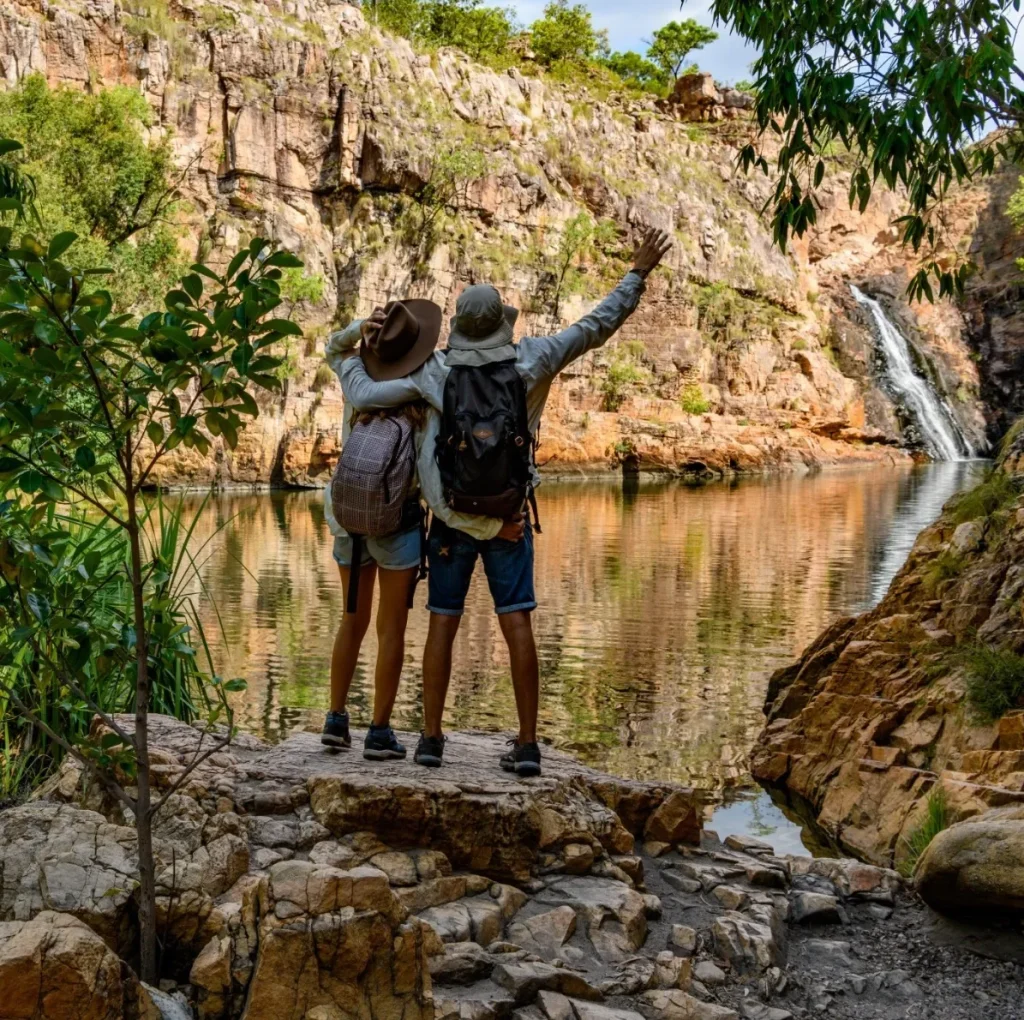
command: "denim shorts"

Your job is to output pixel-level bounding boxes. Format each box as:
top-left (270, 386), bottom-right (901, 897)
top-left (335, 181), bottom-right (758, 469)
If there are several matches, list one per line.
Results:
top-left (332, 526), bottom-right (421, 572)
top-left (427, 518), bottom-right (536, 616)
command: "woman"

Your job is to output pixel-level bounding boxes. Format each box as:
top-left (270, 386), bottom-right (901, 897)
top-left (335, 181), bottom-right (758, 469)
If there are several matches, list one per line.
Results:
top-left (320, 300), bottom-right (501, 760)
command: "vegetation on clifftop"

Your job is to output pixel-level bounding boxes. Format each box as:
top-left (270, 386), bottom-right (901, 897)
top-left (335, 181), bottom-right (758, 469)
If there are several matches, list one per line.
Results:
top-left (0, 75), bottom-right (187, 310)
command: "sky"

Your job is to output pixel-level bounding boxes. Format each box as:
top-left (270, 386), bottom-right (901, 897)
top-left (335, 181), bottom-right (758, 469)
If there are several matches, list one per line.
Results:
top-left (510, 1), bottom-right (1024, 89)
top-left (511, 0), bottom-right (761, 85)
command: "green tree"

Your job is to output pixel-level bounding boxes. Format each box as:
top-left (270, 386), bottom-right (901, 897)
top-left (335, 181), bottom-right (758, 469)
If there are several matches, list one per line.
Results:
top-left (371, 0), bottom-right (517, 61)
top-left (419, 0), bottom-right (517, 59)
top-left (549, 212), bottom-right (618, 321)
top-left (0, 139), bottom-right (303, 981)
top-left (646, 19), bottom-right (717, 82)
top-left (603, 50), bottom-right (668, 92)
top-left (530, 0), bottom-right (603, 66)
top-left (704, 0), bottom-right (1024, 300)
top-left (0, 75), bottom-right (187, 310)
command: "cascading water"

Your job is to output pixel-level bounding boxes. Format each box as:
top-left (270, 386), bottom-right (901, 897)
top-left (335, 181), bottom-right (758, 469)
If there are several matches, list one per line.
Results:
top-left (850, 285), bottom-right (974, 461)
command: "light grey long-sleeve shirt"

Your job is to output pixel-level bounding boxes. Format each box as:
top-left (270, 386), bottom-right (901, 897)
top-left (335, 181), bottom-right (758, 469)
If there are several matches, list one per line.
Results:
top-left (337, 270), bottom-right (647, 535)
top-left (322, 326), bottom-right (502, 541)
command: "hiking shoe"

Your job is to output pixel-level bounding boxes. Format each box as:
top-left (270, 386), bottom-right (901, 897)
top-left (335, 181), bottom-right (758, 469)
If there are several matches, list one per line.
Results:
top-left (321, 710), bottom-right (351, 749)
top-left (363, 724), bottom-right (407, 761)
top-left (499, 739), bottom-right (542, 778)
top-left (414, 733), bottom-right (445, 768)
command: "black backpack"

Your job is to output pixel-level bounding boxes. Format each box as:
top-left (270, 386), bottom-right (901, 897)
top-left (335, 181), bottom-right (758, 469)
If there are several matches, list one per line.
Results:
top-left (436, 361), bottom-right (538, 523)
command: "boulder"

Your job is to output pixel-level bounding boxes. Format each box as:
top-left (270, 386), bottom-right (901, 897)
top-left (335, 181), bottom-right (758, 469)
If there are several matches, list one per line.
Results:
top-left (711, 912), bottom-right (782, 976)
top-left (506, 906), bottom-right (577, 955)
top-left (788, 892), bottom-right (842, 924)
top-left (915, 805), bottom-right (1024, 914)
top-left (0, 803), bottom-right (138, 953)
top-left (0, 911), bottom-right (135, 1020)
top-left (535, 877), bottom-right (647, 961)
top-left (641, 989), bottom-right (739, 1020)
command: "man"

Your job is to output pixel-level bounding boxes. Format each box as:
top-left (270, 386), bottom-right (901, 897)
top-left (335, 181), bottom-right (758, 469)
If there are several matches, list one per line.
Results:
top-left (341, 226), bottom-right (673, 775)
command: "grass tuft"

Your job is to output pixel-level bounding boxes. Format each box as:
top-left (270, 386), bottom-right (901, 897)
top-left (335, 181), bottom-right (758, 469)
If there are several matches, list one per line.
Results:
top-left (963, 644), bottom-right (1024, 721)
top-left (899, 787), bottom-right (950, 877)
top-left (950, 469), bottom-right (1019, 524)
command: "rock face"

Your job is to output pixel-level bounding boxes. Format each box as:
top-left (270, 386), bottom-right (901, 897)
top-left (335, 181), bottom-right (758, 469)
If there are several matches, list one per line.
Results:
top-left (0, 912), bottom-right (136, 1020)
top-left (0, 0), bottom-right (1006, 486)
top-left (1, 715), bottom-right (1022, 1019)
top-left (752, 458), bottom-right (1024, 875)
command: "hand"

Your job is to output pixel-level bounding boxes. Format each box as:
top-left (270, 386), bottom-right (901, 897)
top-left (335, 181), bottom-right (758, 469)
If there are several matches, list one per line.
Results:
top-left (497, 514), bottom-right (525, 542)
top-left (360, 307), bottom-right (387, 343)
top-left (631, 227), bottom-right (673, 277)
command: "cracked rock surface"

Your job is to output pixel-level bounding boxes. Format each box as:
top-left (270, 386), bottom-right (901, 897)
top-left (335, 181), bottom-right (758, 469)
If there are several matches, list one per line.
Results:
top-left (0, 715), bottom-right (1021, 1019)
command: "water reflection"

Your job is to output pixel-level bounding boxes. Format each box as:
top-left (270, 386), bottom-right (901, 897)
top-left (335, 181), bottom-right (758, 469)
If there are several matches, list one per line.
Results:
top-left (185, 463), bottom-right (981, 798)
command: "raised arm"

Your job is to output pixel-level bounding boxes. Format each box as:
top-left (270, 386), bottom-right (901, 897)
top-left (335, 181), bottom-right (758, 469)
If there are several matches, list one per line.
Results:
top-left (516, 228), bottom-right (673, 386)
top-left (342, 347), bottom-right (447, 412)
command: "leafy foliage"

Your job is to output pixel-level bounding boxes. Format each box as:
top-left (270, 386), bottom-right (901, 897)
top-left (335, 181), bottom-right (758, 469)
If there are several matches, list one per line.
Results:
top-left (706, 0), bottom-right (1024, 300)
top-left (601, 340), bottom-right (649, 411)
top-left (680, 382), bottom-right (711, 415)
top-left (371, 0), bottom-right (518, 60)
top-left (0, 143), bottom-right (303, 978)
top-left (530, 0), bottom-right (606, 67)
top-left (548, 212), bottom-right (618, 321)
top-left (602, 50), bottom-right (666, 92)
top-left (0, 75), bottom-right (186, 310)
top-left (963, 644), bottom-right (1024, 720)
top-left (646, 19), bottom-right (717, 82)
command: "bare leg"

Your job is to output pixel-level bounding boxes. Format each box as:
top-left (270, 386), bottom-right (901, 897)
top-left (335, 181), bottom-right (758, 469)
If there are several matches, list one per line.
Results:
top-left (497, 610), bottom-right (539, 744)
top-left (329, 562), bottom-right (377, 714)
top-left (371, 567), bottom-right (418, 726)
top-left (422, 612), bottom-right (461, 738)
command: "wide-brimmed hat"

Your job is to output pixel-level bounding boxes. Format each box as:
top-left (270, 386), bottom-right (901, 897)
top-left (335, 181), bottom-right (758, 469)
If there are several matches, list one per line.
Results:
top-left (360, 299), bottom-right (442, 381)
top-left (447, 284), bottom-right (519, 351)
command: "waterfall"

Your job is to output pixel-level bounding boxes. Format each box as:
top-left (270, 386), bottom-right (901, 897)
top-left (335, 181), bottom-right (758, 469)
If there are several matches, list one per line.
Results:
top-left (850, 285), bottom-right (974, 461)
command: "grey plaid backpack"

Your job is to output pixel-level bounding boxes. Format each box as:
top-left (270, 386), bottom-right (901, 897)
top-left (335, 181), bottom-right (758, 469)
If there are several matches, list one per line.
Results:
top-left (330, 413), bottom-right (418, 612)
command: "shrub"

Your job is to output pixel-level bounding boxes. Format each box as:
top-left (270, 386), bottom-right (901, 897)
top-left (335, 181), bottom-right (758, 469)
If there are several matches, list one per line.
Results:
top-left (950, 468), bottom-right (1019, 524)
top-left (530, 0), bottom-right (603, 67)
top-left (601, 341), bottom-right (648, 411)
top-left (791, 338), bottom-right (808, 351)
top-left (372, 0), bottom-right (518, 62)
top-left (680, 382), bottom-right (710, 415)
top-left (922, 549), bottom-right (963, 593)
top-left (0, 75), bottom-right (185, 310)
top-left (313, 363), bottom-right (336, 391)
top-left (899, 787), bottom-right (950, 877)
top-left (963, 645), bottom-right (1024, 720)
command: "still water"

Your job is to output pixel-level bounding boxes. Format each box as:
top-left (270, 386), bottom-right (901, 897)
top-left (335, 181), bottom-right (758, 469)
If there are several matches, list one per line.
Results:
top-left (188, 461), bottom-right (981, 828)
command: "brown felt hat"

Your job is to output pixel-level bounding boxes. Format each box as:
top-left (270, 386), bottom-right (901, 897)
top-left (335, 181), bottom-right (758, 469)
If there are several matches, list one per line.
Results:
top-left (360, 298), bottom-right (442, 381)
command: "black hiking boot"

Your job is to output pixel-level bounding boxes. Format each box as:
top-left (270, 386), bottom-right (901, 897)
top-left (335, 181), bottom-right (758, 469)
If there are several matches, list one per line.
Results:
top-left (321, 710), bottom-right (351, 750)
top-left (363, 724), bottom-right (407, 761)
top-left (414, 733), bottom-right (445, 768)
top-left (499, 739), bottom-right (542, 778)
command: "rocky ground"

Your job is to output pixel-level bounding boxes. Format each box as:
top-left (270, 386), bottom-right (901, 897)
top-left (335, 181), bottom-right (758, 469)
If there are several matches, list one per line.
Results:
top-left (1, 716), bottom-right (1021, 1019)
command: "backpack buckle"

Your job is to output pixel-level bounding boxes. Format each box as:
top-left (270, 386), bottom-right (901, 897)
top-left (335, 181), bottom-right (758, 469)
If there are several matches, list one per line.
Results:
top-left (514, 435), bottom-right (525, 447)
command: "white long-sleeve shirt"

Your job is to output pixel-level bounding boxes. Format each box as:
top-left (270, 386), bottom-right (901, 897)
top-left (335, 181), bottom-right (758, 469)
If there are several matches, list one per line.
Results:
top-left (333, 271), bottom-right (647, 538)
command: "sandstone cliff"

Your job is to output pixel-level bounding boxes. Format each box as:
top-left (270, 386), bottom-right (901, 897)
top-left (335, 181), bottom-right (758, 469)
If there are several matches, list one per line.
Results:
top-left (0, 0), bottom-right (1010, 486)
top-left (752, 445), bottom-right (1024, 873)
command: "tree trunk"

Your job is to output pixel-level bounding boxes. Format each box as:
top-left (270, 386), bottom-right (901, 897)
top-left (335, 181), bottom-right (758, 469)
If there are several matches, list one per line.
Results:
top-left (125, 465), bottom-right (157, 984)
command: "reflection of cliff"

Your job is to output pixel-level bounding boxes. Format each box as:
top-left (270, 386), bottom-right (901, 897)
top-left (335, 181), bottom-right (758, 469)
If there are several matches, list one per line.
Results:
top-left (182, 468), bottom-right (969, 797)
top-left (0, 0), bottom-right (1002, 483)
